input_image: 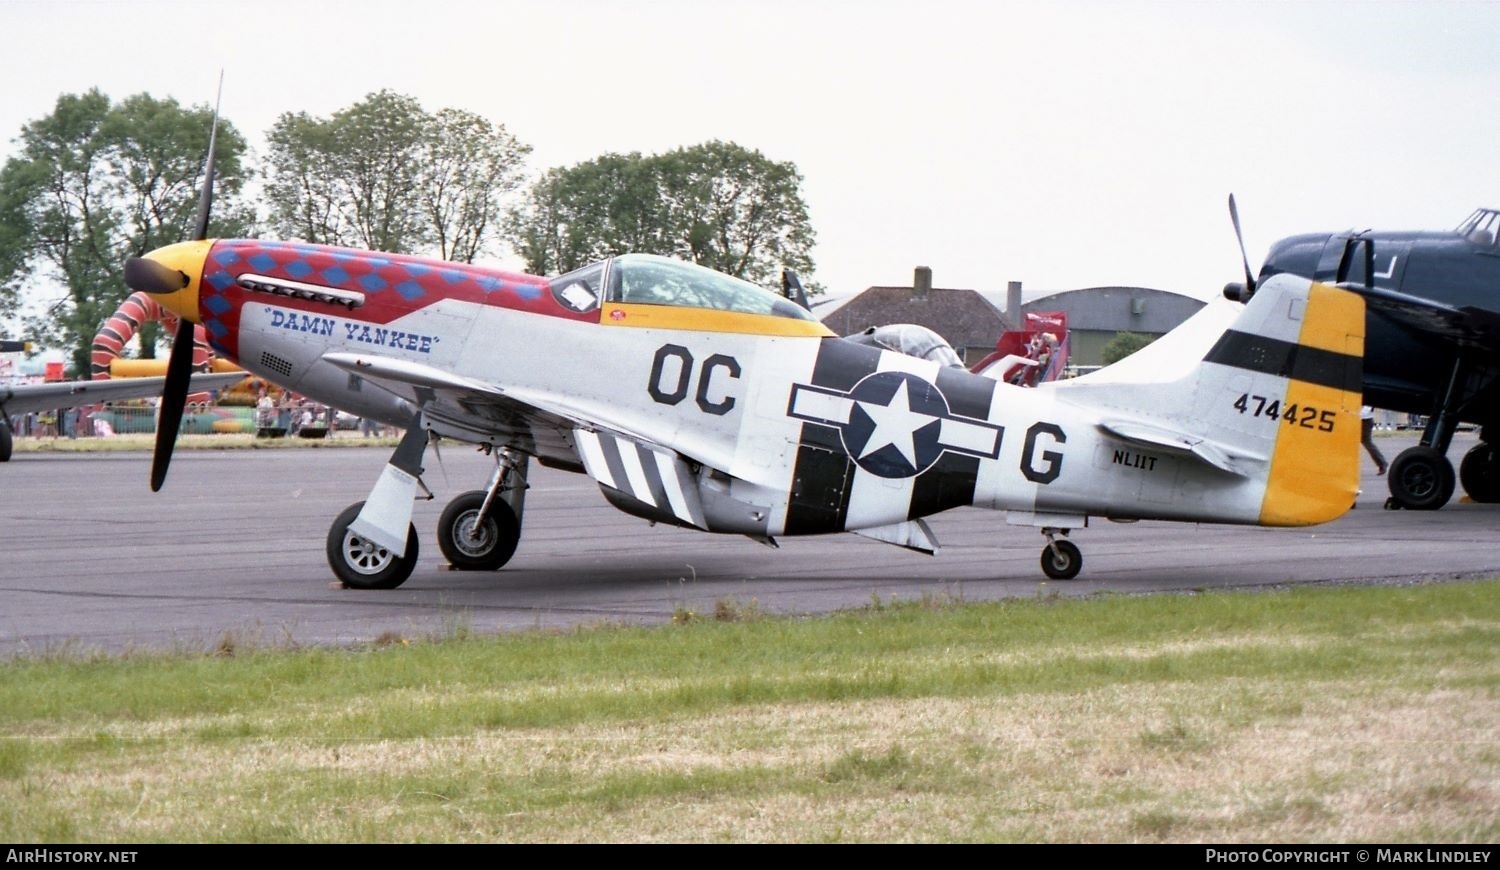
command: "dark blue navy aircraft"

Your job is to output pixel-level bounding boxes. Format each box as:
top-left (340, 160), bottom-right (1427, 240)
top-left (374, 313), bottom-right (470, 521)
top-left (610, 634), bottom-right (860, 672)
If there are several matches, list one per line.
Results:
top-left (1226, 197), bottom-right (1500, 510)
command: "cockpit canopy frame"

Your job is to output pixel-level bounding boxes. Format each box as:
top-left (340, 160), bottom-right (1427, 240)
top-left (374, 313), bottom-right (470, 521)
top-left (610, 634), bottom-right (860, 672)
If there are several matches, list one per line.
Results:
top-left (549, 254), bottom-right (818, 323)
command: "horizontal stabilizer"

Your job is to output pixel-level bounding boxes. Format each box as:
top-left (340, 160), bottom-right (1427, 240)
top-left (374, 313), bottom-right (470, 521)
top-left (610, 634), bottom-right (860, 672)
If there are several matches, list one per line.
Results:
top-left (1096, 418), bottom-right (1252, 476)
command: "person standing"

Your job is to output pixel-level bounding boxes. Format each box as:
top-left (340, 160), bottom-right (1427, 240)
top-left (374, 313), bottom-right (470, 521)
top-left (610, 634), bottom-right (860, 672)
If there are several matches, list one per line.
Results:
top-left (1361, 406), bottom-right (1387, 475)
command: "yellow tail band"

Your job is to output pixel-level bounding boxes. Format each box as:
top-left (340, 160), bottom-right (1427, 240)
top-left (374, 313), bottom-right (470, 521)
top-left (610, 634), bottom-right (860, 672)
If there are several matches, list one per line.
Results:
top-left (1259, 284), bottom-right (1366, 525)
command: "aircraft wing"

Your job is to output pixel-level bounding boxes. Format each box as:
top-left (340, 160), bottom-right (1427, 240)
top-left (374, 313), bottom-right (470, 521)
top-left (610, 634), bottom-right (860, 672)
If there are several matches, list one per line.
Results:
top-left (321, 351), bottom-right (727, 518)
top-left (0, 372), bottom-right (245, 418)
top-left (1345, 283), bottom-right (1500, 358)
top-left (321, 351), bottom-right (600, 467)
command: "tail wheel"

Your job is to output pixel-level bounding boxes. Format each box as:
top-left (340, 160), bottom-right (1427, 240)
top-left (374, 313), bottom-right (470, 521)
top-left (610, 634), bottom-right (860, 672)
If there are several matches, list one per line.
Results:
top-left (326, 501), bottom-right (419, 590)
top-left (1458, 442), bottom-right (1500, 503)
top-left (1388, 446), bottom-right (1456, 511)
top-left (1041, 539), bottom-right (1083, 580)
top-left (437, 490), bottom-right (521, 571)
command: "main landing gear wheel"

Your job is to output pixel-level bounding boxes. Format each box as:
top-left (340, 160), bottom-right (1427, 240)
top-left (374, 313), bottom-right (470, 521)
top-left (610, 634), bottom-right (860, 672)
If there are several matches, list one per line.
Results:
top-left (1458, 442), bottom-right (1500, 503)
top-left (1386, 445), bottom-right (1456, 511)
top-left (1041, 539), bottom-right (1082, 580)
top-left (437, 490), bottom-right (520, 570)
top-left (0, 423), bottom-right (11, 462)
top-left (326, 501), bottom-right (419, 590)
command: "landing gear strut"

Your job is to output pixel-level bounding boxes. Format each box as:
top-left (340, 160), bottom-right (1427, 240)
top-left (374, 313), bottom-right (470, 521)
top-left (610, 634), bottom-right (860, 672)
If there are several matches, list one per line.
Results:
top-left (1039, 528), bottom-right (1082, 580)
top-left (327, 416), bottom-right (429, 589)
top-left (437, 447), bottom-right (527, 570)
top-left (1384, 357), bottom-right (1481, 511)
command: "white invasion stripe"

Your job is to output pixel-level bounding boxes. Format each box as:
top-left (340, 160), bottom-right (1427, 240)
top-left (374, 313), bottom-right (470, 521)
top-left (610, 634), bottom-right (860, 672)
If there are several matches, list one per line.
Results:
top-left (575, 430), bottom-right (616, 490)
top-left (618, 443), bottom-right (659, 508)
top-left (791, 387), bottom-right (854, 425)
top-left (843, 467), bottom-right (915, 532)
top-left (653, 450), bottom-right (698, 527)
top-left (876, 352), bottom-right (938, 378)
top-left (939, 417), bottom-right (1000, 456)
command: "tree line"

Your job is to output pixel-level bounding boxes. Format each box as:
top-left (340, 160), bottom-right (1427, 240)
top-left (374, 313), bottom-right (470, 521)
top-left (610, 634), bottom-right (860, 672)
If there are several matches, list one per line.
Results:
top-left (0, 89), bottom-right (817, 374)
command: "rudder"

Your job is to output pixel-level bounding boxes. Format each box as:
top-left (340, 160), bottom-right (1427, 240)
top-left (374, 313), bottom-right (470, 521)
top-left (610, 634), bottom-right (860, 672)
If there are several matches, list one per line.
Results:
top-left (1200, 277), bottom-right (1366, 525)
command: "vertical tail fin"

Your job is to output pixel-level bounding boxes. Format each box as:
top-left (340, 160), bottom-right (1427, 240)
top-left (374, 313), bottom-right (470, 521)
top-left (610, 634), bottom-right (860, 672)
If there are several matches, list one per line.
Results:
top-left (1057, 274), bottom-right (1365, 526)
top-left (1203, 277), bottom-right (1365, 524)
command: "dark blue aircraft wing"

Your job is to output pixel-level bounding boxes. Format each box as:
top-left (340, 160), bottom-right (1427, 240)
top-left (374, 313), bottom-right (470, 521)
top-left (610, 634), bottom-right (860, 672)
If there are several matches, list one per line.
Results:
top-left (1345, 283), bottom-right (1500, 360)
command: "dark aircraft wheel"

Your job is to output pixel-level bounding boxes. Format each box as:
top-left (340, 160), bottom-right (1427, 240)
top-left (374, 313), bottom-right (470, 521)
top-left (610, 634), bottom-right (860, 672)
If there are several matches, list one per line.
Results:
top-left (326, 501), bottom-right (419, 590)
top-left (1387, 446), bottom-right (1456, 511)
top-left (1458, 442), bottom-right (1500, 503)
top-left (437, 490), bottom-right (520, 571)
top-left (1040, 539), bottom-right (1083, 580)
top-left (0, 423), bottom-right (10, 462)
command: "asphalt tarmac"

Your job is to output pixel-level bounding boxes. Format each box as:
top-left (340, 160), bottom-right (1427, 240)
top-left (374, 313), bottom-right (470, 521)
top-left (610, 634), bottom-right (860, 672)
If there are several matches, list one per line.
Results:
top-left (2, 433), bottom-right (1495, 655)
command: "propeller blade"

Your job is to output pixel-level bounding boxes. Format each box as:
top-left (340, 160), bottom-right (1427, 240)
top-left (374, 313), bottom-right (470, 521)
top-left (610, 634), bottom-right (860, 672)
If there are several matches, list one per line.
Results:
top-left (1228, 193), bottom-right (1256, 295)
top-left (123, 257), bottom-right (188, 296)
top-left (150, 317), bottom-right (197, 491)
top-left (148, 73), bottom-right (222, 491)
top-left (192, 73), bottom-right (223, 241)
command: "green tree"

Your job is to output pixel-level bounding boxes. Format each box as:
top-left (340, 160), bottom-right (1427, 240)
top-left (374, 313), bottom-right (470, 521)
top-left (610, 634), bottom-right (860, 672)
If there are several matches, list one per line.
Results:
top-left (507, 141), bottom-right (817, 289)
top-left (0, 89), bottom-right (249, 372)
top-left (264, 91), bottom-right (530, 262)
top-left (421, 108), bottom-right (531, 262)
top-left (330, 90), bottom-right (426, 253)
top-left (662, 141), bottom-right (816, 285)
top-left (1101, 330), bottom-right (1156, 366)
top-left (263, 111), bottom-right (346, 245)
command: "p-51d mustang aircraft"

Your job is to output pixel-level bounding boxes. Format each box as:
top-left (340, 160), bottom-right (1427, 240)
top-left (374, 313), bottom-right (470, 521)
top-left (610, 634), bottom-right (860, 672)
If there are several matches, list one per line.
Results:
top-left (120, 117), bottom-right (1364, 588)
top-left (124, 234), bottom-right (1366, 588)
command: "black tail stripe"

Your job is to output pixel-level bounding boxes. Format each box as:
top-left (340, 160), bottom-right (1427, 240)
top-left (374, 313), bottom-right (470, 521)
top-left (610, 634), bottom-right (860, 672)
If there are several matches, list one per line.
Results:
top-left (1203, 330), bottom-right (1361, 393)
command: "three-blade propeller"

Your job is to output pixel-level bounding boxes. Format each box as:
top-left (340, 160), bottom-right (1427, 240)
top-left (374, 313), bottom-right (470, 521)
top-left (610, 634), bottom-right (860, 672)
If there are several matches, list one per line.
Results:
top-left (123, 77), bottom-right (222, 492)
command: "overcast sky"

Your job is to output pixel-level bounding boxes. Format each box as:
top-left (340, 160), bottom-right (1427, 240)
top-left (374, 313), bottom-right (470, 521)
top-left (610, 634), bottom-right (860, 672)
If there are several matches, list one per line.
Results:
top-left (3, 0), bottom-right (1498, 305)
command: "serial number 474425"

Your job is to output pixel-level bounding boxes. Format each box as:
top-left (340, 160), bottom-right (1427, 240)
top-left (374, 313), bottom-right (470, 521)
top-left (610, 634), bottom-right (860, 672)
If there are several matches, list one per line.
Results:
top-left (1232, 393), bottom-right (1336, 432)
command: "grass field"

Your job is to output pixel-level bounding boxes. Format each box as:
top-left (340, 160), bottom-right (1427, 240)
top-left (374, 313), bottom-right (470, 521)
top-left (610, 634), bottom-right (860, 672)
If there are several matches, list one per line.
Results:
top-left (1, 582), bottom-right (1495, 843)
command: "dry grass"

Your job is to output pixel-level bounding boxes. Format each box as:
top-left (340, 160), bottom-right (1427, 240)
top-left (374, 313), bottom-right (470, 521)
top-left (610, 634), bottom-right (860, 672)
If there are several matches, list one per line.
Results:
top-left (1, 582), bottom-right (1496, 842)
top-left (8, 683), bottom-right (1492, 842)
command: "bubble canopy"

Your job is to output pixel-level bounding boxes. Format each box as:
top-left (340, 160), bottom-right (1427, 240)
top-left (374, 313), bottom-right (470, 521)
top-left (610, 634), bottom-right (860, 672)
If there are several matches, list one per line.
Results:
top-left (551, 254), bottom-right (818, 322)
